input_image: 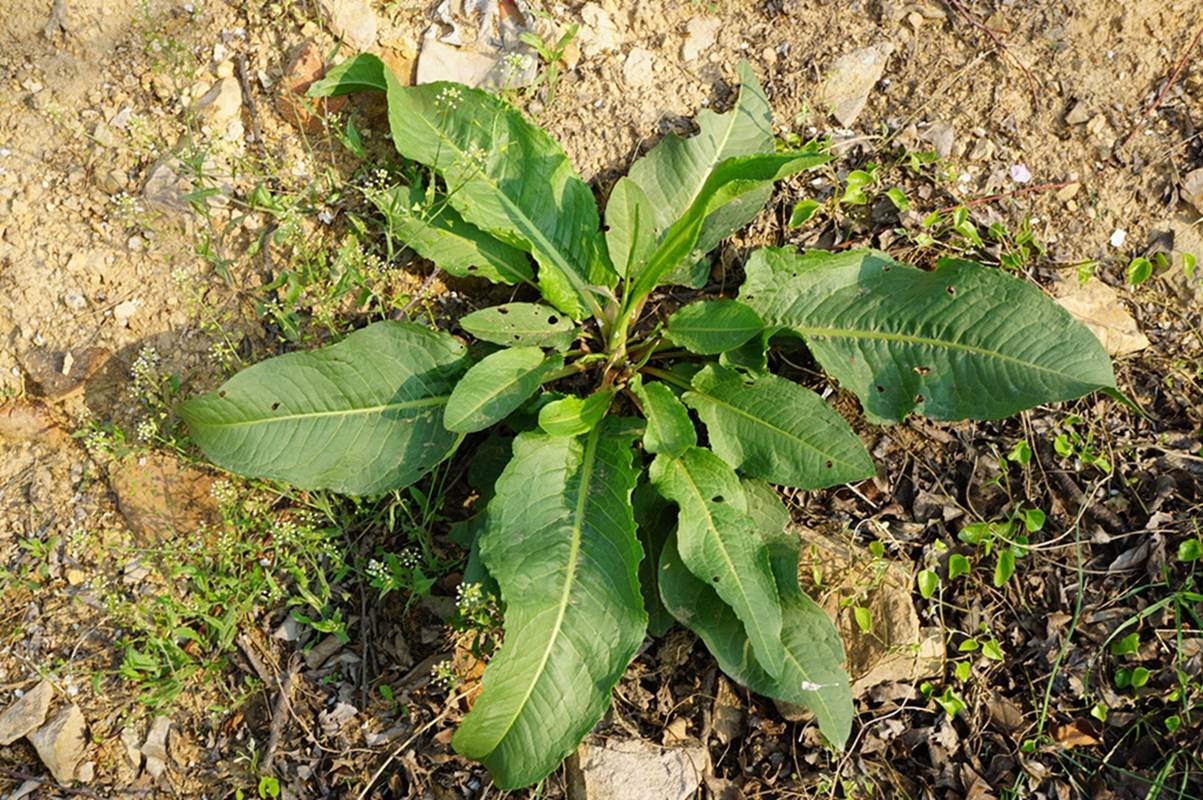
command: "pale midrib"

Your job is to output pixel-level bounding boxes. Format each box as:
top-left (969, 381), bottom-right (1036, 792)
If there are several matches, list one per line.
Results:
top-left (792, 324), bottom-right (1072, 379)
top-left (411, 105), bottom-right (595, 308)
top-left (491, 428), bottom-right (599, 750)
top-left (675, 461), bottom-right (780, 673)
top-left (199, 394), bottom-right (447, 429)
top-left (691, 389), bottom-right (861, 471)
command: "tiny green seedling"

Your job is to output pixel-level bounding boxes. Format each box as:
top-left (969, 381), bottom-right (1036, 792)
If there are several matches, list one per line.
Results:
top-left (179, 58), bottom-right (1116, 788)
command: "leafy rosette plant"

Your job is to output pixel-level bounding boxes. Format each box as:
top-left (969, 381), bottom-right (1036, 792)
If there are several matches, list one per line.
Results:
top-left (179, 58), bottom-right (1115, 788)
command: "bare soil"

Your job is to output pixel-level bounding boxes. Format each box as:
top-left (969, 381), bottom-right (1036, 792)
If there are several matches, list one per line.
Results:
top-left (2, 0), bottom-right (1201, 797)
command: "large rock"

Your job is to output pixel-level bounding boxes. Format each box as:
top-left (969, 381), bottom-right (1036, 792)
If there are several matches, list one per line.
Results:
top-left (275, 39), bottom-right (349, 132)
top-left (193, 77), bottom-right (243, 127)
top-left (578, 4), bottom-right (621, 58)
top-left (0, 680), bottom-right (53, 745)
top-left (795, 527), bottom-right (941, 695)
top-left (18, 346), bottom-right (110, 399)
top-left (317, 0), bottom-right (378, 51)
top-left (819, 42), bottom-right (894, 126)
top-left (108, 453), bottom-right (221, 544)
top-left (568, 738), bottom-right (707, 800)
top-left (1182, 168), bottom-right (1203, 217)
top-left (1054, 274), bottom-right (1149, 357)
top-left (27, 704), bottom-right (87, 784)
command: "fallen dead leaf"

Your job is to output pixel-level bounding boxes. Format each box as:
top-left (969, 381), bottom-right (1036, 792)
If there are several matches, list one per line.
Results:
top-left (1052, 719), bottom-right (1101, 749)
top-left (1053, 274), bottom-right (1149, 357)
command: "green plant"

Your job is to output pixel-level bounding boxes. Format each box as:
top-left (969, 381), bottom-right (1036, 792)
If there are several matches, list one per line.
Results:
top-left (519, 21), bottom-right (579, 107)
top-left (178, 58), bottom-right (1116, 788)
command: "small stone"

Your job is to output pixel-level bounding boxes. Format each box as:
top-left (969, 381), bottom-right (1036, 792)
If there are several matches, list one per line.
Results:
top-left (819, 41), bottom-right (894, 126)
top-left (65, 568), bottom-right (86, 586)
top-left (215, 59), bottom-right (235, 79)
top-left (192, 77), bottom-right (243, 126)
top-left (127, 235), bottom-right (146, 252)
top-left (967, 137), bottom-right (994, 161)
top-left (113, 298), bottom-right (141, 322)
top-left (76, 761), bottom-right (94, 783)
top-left (682, 17), bottom-right (721, 61)
top-left (1065, 100), bottom-right (1091, 125)
top-left (141, 716), bottom-right (171, 779)
top-left (143, 158), bottom-right (195, 217)
top-left (1110, 228), bottom-right (1127, 248)
top-left (0, 680), bottom-right (54, 745)
top-left (62, 291), bottom-right (87, 311)
top-left (560, 39), bottom-right (581, 70)
top-left (317, 0), bottom-right (378, 51)
top-left (91, 122), bottom-right (116, 148)
top-left (97, 169), bottom-right (127, 195)
top-left (27, 704), bottom-right (88, 784)
top-left (623, 47), bottom-right (656, 87)
top-left (922, 122), bottom-right (955, 159)
top-left (1056, 182), bottom-right (1081, 201)
top-left (1010, 163), bottom-right (1032, 184)
top-left (1182, 168), bottom-right (1203, 217)
top-left (579, 3), bottom-right (620, 58)
top-left (275, 39), bottom-right (349, 132)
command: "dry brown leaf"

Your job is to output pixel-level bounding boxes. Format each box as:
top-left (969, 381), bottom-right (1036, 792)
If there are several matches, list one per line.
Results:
top-left (1052, 719), bottom-right (1100, 749)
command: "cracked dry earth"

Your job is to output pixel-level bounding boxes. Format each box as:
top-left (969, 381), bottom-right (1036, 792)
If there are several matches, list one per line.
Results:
top-left (2, 0), bottom-right (1203, 798)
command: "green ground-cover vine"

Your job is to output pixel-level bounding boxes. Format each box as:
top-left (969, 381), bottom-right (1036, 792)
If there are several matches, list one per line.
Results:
top-left (179, 58), bottom-right (1115, 788)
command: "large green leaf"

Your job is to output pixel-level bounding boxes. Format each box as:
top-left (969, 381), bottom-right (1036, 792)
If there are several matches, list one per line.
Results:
top-left (604, 177), bottom-right (655, 279)
top-left (629, 377), bottom-right (695, 457)
top-left (453, 421), bottom-right (645, 789)
top-left (311, 54), bottom-right (612, 319)
top-left (444, 347), bottom-right (561, 434)
top-left (658, 481), bottom-right (853, 748)
top-left (460, 303), bottom-right (577, 350)
top-left (180, 321), bottom-right (466, 495)
top-left (650, 447), bottom-right (785, 679)
top-left (369, 184), bottom-right (532, 285)
top-left (626, 61), bottom-right (775, 286)
top-left (739, 248), bottom-right (1116, 423)
top-left (666, 299), bottom-right (763, 355)
top-left (685, 364), bottom-right (874, 489)
top-left (627, 151), bottom-right (830, 303)
top-left (537, 389), bottom-right (614, 437)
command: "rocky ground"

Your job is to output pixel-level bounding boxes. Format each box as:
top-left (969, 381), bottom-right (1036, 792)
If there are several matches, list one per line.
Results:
top-left (1, 0), bottom-right (1202, 798)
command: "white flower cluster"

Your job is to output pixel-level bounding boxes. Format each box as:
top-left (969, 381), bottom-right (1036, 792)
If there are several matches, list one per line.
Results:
top-left (435, 86), bottom-right (462, 110)
top-left (365, 558), bottom-right (389, 584)
top-left (455, 582), bottom-right (487, 616)
top-left (129, 345), bottom-right (161, 399)
top-left (135, 417), bottom-right (158, 442)
top-left (210, 479), bottom-right (238, 509)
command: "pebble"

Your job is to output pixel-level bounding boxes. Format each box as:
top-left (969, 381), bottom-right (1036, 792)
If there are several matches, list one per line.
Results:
top-left (682, 17), bottom-right (721, 61)
top-left (113, 298), bottom-right (141, 322)
top-left (1010, 163), bottom-right (1032, 184)
top-left (579, 4), bottom-right (621, 58)
top-left (192, 77), bottom-right (243, 126)
top-left (1109, 228), bottom-right (1127, 248)
top-left (623, 47), bottom-right (656, 87)
top-left (923, 122), bottom-right (955, 159)
top-left (62, 291), bottom-right (86, 311)
top-left (819, 41), bottom-right (895, 126)
top-left (1065, 100), bottom-right (1091, 125)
